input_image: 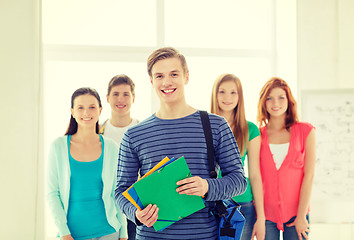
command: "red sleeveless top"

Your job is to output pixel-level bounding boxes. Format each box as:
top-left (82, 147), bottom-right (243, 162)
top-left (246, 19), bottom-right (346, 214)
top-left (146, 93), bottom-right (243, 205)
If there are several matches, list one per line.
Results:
top-left (260, 122), bottom-right (314, 230)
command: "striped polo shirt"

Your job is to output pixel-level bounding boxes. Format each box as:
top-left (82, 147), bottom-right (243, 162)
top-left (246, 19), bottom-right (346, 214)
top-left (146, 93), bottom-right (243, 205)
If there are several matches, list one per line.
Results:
top-left (115, 111), bottom-right (247, 240)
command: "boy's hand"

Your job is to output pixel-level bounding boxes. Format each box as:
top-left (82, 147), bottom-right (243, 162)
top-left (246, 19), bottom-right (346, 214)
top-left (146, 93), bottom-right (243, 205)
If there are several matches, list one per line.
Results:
top-left (135, 204), bottom-right (159, 227)
top-left (176, 176), bottom-right (208, 196)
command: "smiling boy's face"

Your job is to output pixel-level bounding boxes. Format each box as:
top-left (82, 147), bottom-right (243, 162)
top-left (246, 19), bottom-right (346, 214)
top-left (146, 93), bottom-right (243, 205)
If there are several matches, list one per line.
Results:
top-left (150, 57), bottom-right (189, 105)
top-left (106, 84), bottom-right (134, 116)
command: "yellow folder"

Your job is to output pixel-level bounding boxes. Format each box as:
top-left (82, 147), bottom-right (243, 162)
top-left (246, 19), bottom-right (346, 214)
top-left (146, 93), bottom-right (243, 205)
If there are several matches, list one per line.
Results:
top-left (122, 156), bottom-right (171, 210)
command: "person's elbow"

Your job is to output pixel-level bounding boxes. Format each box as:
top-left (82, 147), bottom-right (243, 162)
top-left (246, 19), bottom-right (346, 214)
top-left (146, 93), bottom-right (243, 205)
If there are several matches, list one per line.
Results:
top-left (239, 173), bottom-right (247, 195)
top-left (232, 170), bottom-right (247, 196)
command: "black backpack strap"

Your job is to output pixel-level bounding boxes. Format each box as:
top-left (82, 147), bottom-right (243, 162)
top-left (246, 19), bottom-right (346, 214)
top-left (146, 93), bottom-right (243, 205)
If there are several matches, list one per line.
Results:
top-left (199, 110), bottom-right (217, 178)
top-left (220, 226), bottom-right (236, 237)
top-left (199, 110), bottom-right (227, 215)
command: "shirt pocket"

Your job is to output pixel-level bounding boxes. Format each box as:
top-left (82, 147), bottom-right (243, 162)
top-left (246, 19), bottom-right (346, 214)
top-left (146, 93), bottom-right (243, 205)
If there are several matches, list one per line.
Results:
top-left (290, 150), bottom-right (305, 169)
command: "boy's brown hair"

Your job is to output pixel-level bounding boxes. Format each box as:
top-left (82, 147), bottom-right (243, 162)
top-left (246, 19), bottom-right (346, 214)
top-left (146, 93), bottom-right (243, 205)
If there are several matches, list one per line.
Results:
top-left (107, 74), bottom-right (135, 96)
top-left (147, 47), bottom-right (189, 77)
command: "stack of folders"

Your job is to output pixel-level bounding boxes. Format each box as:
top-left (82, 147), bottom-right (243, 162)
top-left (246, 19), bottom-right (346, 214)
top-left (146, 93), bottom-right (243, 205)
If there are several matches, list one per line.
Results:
top-left (122, 156), bottom-right (206, 231)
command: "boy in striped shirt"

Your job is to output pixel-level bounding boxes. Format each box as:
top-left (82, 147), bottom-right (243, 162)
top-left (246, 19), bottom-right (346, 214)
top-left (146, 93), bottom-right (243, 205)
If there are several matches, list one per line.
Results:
top-left (115, 47), bottom-right (247, 240)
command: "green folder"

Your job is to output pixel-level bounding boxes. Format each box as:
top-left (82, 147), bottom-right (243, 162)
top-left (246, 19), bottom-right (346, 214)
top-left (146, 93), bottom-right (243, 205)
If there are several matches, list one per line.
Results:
top-left (133, 156), bottom-right (206, 231)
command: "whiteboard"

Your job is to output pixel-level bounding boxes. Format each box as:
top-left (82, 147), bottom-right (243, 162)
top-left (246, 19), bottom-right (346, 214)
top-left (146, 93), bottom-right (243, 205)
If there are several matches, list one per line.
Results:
top-left (302, 89), bottom-right (354, 223)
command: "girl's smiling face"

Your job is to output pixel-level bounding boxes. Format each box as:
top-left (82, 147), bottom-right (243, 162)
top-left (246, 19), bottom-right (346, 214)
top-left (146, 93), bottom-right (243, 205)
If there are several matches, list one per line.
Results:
top-left (265, 87), bottom-right (288, 118)
top-left (71, 94), bottom-right (102, 127)
top-left (217, 80), bottom-right (239, 114)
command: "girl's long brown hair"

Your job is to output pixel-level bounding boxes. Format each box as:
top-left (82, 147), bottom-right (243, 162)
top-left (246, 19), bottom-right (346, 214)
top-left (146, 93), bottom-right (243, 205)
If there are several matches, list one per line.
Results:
top-left (211, 73), bottom-right (248, 156)
top-left (257, 77), bottom-right (298, 129)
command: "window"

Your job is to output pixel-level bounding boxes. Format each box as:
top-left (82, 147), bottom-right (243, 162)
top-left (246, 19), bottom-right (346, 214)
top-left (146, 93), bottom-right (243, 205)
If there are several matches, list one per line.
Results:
top-left (165, 0), bottom-right (272, 50)
top-left (42, 0), bottom-right (157, 46)
top-left (42, 1), bottom-right (296, 238)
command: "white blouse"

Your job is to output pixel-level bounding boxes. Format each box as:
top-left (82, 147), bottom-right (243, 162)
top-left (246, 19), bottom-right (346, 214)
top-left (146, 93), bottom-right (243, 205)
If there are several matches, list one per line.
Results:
top-left (269, 143), bottom-right (289, 170)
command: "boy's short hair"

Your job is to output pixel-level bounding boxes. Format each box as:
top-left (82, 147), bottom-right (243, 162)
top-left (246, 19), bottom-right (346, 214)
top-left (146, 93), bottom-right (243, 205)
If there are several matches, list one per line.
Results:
top-left (147, 47), bottom-right (189, 77)
top-left (107, 74), bottom-right (135, 96)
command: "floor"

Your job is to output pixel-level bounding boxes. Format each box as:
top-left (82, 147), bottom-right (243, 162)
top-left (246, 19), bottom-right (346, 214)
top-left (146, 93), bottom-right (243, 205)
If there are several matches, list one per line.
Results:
top-left (46, 223), bottom-right (354, 240)
top-left (309, 223), bottom-right (354, 240)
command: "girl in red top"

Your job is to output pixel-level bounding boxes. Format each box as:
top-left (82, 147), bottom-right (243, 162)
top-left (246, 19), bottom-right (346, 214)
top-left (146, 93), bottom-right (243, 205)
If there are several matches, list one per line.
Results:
top-left (257, 77), bottom-right (316, 240)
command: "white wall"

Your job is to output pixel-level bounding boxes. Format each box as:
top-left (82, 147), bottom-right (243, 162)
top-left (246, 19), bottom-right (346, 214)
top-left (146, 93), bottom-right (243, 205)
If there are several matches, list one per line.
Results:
top-left (0, 0), bottom-right (43, 239)
top-left (297, 0), bottom-right (354, 91)
top-left (297, 0), bottom-right (354, 239)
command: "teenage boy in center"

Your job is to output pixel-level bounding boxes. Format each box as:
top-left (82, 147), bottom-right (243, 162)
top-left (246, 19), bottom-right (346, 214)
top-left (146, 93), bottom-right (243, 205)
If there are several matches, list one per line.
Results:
top-left (115, 47), bottom-right (247, 240)
top-left (100, 74), bottom-right (139, 240)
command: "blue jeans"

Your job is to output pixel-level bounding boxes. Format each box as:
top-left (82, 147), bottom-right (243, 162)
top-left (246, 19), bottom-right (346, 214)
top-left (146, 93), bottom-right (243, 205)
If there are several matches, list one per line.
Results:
top-left (239, 201), bottom-right (256, 240)
top-left (127, 219), bottom-right (136, 240)
top-left (265, 215), bottom-right (310, 240)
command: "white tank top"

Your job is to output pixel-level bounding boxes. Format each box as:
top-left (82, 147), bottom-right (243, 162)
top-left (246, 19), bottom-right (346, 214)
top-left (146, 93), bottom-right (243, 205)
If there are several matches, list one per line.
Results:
top-left (269, 143), bottom-right (289, 170)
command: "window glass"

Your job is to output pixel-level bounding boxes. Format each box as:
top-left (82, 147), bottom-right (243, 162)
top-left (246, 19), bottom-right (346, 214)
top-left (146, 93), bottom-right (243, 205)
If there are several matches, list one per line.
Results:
top-left (186, 56), bottom-right (271, 122)
top-left (165, 0), bottom-right (272, 50)
top-left (42, 0), bottom-right (156, 46)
